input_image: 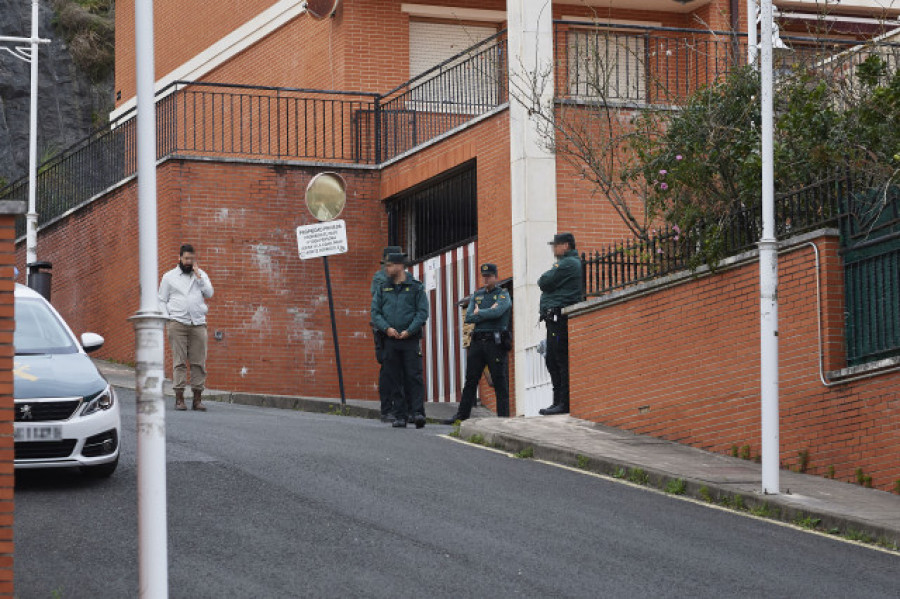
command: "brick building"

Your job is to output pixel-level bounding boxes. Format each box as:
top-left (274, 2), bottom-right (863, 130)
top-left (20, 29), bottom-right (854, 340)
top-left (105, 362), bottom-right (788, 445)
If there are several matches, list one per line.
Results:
top-left (5, 0), bottom-right (900, 491)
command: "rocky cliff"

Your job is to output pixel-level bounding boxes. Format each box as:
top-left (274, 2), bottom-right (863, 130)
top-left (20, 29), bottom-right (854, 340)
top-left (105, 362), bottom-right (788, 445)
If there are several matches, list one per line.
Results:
top-left (0, 0), bottom-right (114, 188)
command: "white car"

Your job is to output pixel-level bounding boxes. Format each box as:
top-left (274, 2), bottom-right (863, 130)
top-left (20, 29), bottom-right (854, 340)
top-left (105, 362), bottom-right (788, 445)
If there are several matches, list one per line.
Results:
top-left (13, 284), bottom-right (120, 477)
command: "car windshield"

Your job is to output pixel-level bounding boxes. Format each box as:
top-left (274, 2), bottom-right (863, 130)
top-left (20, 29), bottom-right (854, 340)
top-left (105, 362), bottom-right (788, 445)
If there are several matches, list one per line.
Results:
top-left (14, 297), bottom-right (78, 355)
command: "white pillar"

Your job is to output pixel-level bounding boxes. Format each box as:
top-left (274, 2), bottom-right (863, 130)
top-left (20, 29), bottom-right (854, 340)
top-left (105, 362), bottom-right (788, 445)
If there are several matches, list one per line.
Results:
top-left (747, 0), bottom-right (758, 64)
top-left (759, 0), bottom-right (779, 495)
top-left (26, 0), bottom-right (39, 268)
top-left (132, 0), bottom-right (169, 595)
top-left (507, 1), bottom-right (558, 416)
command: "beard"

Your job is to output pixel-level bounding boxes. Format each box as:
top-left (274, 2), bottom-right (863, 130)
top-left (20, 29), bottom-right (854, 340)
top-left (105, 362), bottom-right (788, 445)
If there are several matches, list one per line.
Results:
top-left (179, 262), bottom-right (194, 274)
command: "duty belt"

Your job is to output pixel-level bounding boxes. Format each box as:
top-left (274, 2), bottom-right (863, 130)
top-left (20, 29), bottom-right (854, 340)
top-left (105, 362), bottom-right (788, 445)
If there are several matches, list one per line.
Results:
top-left (472, 331), bottom-right (501, 341)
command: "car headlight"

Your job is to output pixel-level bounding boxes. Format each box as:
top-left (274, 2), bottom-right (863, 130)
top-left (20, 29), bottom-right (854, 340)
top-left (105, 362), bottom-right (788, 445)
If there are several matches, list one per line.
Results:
top-left (81, 386), bottom-right (116, 416)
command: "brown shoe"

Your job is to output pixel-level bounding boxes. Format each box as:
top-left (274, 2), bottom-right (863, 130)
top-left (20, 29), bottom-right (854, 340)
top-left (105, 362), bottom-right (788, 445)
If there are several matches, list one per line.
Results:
top-left (192, 389), bottom-right (207, 412)
top-left (174, 389), bottom-right (187, 411)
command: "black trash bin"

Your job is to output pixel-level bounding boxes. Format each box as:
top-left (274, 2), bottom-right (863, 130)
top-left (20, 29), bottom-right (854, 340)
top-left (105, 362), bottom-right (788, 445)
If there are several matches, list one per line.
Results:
top-left (27, 261), bottom-right (52, 301)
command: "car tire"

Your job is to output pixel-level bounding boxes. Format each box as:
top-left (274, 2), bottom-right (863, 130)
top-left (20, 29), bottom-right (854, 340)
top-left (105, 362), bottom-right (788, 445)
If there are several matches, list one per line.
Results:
top-left (81, 456), bottom-right (118, 478)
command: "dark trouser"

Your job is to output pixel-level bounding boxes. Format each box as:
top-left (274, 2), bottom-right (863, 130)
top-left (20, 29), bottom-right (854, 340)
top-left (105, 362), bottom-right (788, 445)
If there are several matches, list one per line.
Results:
top-left (383, 337), bottom-right (425, 420)
top-left (373, 330), bottom-right (391, 417)
top-left (545, 318), bottom-right (569, 407)
top-left (459, 337), bottom-right (509, 419)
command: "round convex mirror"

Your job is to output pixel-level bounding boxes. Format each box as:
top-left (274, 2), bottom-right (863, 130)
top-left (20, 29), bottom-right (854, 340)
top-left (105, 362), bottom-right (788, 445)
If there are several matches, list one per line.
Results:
top-left (305, 172), bottom-right (347, 221)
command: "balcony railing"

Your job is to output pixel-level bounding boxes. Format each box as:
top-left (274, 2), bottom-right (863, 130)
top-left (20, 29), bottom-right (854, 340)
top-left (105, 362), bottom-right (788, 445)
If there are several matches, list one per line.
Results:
top-left (553, 21), bottom-right (900, 105)
top-left (377, 30), bottom-right (508, 162)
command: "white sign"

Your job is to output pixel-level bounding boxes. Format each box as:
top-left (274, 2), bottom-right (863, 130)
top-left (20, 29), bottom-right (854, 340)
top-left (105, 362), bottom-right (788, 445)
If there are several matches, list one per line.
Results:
top-left (424, 257), bottom-right (440, 291)
top-left (296, 220), bottom-right (349, 260)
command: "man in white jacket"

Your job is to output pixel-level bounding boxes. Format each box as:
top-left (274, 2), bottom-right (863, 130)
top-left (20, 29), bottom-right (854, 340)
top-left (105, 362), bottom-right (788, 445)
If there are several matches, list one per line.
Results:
top-left (158, 244), bottom-right (215, 411)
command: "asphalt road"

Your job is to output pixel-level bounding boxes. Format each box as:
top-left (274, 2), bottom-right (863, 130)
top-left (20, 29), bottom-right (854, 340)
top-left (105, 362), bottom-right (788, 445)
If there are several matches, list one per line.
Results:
top-left (15, 388), bottom-right (898, 598)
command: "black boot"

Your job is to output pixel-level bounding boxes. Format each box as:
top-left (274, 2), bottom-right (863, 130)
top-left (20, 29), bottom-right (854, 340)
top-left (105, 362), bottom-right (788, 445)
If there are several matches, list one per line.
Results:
top-left (441, 414), bottom-right (465, 425)
top-left (541, 403), bottom-right (569, 415)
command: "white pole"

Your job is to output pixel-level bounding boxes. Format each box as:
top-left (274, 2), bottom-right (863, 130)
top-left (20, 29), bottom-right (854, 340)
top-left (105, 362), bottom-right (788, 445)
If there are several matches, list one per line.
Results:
top-left (132, 0), bottom-right (169, 596)
top-left (759, 0), bottom-right (779, 495)
top-left (25, 0), bottom-right (39, 269)
top-left (747, 0), bottom-right (758, 64)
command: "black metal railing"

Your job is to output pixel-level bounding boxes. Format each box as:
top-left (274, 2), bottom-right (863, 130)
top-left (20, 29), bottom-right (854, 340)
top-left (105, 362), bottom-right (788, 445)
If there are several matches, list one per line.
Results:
top-left (378, 30), bottom-right (508, 162)
top-left (582, 175), bottom-right (848, 297)
top-left (554, 21), bottom-right (900, 105)
top-left (4, 81), bottom-right (380, 236)
top-left (387, 161), bottom-right (477, 262)
top-left (1, 31), bottom-right (509, 235)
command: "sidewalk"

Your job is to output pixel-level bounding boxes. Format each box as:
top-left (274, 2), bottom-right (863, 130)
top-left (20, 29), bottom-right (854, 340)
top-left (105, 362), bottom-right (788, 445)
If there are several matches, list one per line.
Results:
top-left (459, 416), bottom-right (900, 550)
top-left (96, 359), bottom-right (900, 550)
top-left (93, 359), bottom-right (489, 423)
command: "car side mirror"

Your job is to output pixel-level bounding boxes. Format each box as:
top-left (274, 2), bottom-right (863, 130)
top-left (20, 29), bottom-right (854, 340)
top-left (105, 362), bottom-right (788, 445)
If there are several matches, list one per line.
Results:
top-left (81, 332), bottom-right (105, 353)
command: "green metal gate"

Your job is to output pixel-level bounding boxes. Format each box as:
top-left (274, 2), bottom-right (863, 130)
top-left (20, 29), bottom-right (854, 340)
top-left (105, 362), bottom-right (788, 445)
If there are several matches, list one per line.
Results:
top-left (840, 183), bottom-right (900, 366)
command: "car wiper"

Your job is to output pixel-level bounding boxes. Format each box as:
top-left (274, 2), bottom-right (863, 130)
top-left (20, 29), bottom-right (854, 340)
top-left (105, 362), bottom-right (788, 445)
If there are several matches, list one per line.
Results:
top-left (15, 351), bottom-right (48, 355)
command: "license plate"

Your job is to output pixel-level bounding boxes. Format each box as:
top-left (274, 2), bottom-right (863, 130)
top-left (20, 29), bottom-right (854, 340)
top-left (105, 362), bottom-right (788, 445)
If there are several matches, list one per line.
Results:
top-left (14, 425), bottom-right (63, 442)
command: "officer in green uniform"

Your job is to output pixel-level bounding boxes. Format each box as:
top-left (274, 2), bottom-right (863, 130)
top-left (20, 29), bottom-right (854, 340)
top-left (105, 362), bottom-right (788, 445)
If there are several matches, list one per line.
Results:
top-left (538, 233), bottom-right (583, 415)
top-left (371, 252), bottom-right (430, 428)
top-left (443, 263), bottom-right (512, 423)
top-left (371, 245), bottom-right (402, 423)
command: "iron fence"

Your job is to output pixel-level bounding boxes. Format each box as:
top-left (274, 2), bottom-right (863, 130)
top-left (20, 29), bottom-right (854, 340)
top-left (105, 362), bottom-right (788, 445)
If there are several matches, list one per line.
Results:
top-left (387, 161), bottom-right (477, 262)
top-left (554, 21), bottom-right (900, 105)
top-left (378, 30), bottom-right (508, 162)
top-left (582, 175), bottom-right (848, 297)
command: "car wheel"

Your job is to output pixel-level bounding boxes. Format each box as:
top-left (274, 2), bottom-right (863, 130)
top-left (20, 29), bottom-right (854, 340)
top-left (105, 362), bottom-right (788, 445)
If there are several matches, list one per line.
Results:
top-left (81, 456), bottom-right (118, 478)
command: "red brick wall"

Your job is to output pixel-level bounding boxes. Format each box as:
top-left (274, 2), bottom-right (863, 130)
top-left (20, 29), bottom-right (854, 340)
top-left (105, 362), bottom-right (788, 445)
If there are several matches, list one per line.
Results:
top-left (115, 0), bottom-right (281, 104)
top-left (0, 214), bottom-right (16, 596)
top-left (16, 161), bottom-right (386, 401)
top-left (569, 233), bottom-right (900, 492)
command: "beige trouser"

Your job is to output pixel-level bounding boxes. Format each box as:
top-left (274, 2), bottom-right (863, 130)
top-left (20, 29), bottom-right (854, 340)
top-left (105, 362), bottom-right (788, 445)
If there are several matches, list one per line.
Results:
top-left (168, 321), bottom-right (208, 391)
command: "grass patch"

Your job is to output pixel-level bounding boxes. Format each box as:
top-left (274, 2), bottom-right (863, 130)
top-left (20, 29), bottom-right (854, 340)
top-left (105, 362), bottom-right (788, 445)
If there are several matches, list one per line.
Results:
top-left (750, 502), bottom-right (773, 518)
top-left (467, 434), bottom-right (486, 446)
top-left (844, 528), bottom-right (874, 543)
top-left (514, 446), bottom-right (534, 459)
top-left (448, 422), bottom-right (461, 438)
top-left (326, 405), bottom-right (352, 417)
top-left (698, 486), bottom-right (713, 502)
top-left (664, 479), bottom-right (687, 495)
top-left (797, 449), bottom-right (810, 473)
top-left (793, 514), bottom-right (822, 530)
top-left (612, 467), bottom-right (627, 479)
top-left (52, 0), bottom-right (115, 82)
top-left (575, 454), bottom-right (590, 470)
top-left (627, 468), bottom-right (650, 486)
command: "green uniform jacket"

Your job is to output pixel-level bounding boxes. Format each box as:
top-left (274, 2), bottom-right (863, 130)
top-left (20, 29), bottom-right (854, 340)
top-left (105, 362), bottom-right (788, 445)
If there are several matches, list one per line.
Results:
top-left (465, 286), bottom-right (512, 332)
top-left (371, 271), bottom-right (430, 336)
top-left (370, 269), bottom-right (388, 297)
top-left (538, 249), bottom-right (583, 311)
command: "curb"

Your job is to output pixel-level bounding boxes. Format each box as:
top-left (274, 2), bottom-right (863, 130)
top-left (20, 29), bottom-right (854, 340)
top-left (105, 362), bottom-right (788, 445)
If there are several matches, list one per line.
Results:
top-left (460, 424), bottom-right (900, 550)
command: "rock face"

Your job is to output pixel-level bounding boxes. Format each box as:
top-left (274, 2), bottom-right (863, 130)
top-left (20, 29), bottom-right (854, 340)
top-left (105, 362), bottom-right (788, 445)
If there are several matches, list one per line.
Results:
top-left (0, 0), bottom-right (114, 187)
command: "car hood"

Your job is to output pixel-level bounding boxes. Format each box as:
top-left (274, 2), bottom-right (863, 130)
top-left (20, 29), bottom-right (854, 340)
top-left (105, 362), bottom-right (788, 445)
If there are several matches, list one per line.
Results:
top-left (14, 353), bottom-right (107, 400)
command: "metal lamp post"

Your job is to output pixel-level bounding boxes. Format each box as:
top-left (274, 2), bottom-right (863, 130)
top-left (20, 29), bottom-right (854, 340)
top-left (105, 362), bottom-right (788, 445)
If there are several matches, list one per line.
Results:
top-left (0, 0), bottom-right (51, 269)
top-left (758, 0), bottom-right (780, 495)
top-left (130, 0), bottom-right (169, 596)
